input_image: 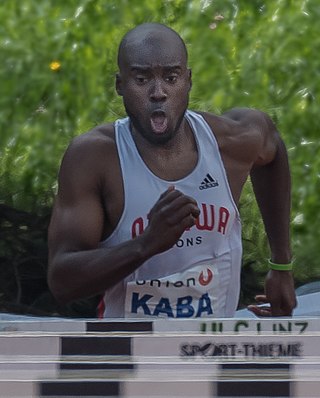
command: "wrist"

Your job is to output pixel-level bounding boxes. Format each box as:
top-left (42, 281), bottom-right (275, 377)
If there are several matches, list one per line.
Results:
top-left (270, 249), bottom-right (292, 265)
top-left (135, 231), bottom-right (159, 260)
top-left (268, 259), bottom-right (293, 271)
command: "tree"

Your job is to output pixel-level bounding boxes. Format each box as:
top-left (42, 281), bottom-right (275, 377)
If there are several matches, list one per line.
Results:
top-left (0, 0), bottom-right (319, 315)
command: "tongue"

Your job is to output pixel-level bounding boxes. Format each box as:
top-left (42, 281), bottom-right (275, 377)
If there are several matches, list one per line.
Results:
top-left (151, 114), bottom-right (168, 134)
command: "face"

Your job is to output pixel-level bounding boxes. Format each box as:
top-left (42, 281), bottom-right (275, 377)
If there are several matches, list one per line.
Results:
top-left (116, 32), bottom-right (192, 145)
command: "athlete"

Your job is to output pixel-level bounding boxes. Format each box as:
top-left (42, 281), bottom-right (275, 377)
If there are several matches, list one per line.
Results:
top-left (48, 23), bottom-right (296, 318)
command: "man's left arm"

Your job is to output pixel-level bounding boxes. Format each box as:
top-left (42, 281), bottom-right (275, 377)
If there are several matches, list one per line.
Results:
top-left (249, 115), bottom-right (297, 316)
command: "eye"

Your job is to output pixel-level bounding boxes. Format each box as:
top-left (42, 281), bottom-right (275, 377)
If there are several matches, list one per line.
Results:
top-left (165, 74), bottom-right (178, 84)
top-left (135, 76), bottom-right (148, 84)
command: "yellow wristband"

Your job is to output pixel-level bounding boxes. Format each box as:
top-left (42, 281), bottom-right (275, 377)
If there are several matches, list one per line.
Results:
top-left (268, 259), bottom-right (293, 271)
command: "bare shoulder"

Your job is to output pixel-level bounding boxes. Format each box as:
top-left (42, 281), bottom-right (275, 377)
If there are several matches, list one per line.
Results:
top-left (198, 108), bottom-right (280, 166)
top-left (198, 107), bottom-right (277, 138)
top-left (57, 123), bottom-right (118, 196)
top-left (64, 123), bottom-right (116, 161)
top-left (59, 123), bottom-right (117, 175)
top-left (221, 107), bottom-right (277, 132)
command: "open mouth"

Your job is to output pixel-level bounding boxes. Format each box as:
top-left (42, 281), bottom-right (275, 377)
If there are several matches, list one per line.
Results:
top-left (150, 110), bottom-right (168, 134)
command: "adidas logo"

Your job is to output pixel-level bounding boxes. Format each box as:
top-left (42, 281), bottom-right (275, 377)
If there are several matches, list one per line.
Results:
top-left (199, 173), bottom-right (219, 190)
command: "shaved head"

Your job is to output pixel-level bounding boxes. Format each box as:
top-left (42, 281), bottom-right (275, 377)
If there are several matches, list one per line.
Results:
top-left (117, 23), bottom-right (188, 70)
top-left (115, 23), bottom-right (192, 146)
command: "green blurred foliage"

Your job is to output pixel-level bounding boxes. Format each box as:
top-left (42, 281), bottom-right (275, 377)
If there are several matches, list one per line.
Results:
top-left (0, 0), bottom-right (319, 306)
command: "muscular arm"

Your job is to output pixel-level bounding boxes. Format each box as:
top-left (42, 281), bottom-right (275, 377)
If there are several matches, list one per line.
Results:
top-left (223, 108), bottom-right (296, 316)
top-left (248, 111), bottom-right (296, 316)
top-left (250, 127), bottom-right (292, 264)
top-left (222, 108), bottom-right (292, 260)
top-left (48, 135), bottom-right (146, 303)
top-left (48, 133), bottom-right (199, 304)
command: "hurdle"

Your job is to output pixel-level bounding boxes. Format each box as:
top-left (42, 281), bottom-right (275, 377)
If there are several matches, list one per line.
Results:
top-left (1, 317), bottom-right (320, 397)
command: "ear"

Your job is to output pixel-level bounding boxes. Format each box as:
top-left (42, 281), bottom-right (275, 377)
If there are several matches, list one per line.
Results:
top-left (188, 68), bottom-right (192, 92)
top-left (115, 73), bottom-right (123, 96)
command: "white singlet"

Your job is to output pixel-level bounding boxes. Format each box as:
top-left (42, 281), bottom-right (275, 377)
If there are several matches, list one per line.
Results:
top-left (99, 110), bottom-right (242, 318)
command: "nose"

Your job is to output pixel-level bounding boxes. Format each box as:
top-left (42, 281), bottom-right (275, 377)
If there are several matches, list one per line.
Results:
top-left (149, 79), bottom-right (167, 102)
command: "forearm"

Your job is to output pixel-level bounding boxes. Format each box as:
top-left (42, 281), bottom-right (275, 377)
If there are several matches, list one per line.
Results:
top-left (250, 137), bottom-right (292, 263)
top-left (48, 235), bottom-right (151, 304)
top-left (48, 187), bottom-right (200, 304)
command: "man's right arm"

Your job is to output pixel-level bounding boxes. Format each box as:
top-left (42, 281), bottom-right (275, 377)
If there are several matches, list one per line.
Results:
top-left (47, 134), bottom-right (149, 303)
top-left (48, 134), bottom-right (199, 304)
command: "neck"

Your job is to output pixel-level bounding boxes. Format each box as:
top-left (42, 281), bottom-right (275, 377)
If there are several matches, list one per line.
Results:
top-left (129, 117), bottom-right (198, 181)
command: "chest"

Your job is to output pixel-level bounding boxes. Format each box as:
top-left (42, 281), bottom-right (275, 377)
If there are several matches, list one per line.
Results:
top-left (102, 114), bottom-right (253, 238)
top-left (105, 145), bottom-right (238, 242)
top-left (140, 147), bottom-right (198, 182)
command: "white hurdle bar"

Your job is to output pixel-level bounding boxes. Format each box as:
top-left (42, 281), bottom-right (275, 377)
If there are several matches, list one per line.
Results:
top-left (1, 317), bottom-right (320, 397)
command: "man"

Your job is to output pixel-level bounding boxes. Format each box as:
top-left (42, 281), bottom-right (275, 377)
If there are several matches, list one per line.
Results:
top-left (48, 23), bottom-right (296, 318)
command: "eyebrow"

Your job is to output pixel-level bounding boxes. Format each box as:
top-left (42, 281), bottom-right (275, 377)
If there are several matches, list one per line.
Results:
top-left (130, 64), bottom-right (182, 72)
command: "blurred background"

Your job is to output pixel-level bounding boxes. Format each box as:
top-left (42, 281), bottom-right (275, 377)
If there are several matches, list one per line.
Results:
top-left (0, 0), bottom-right (319, 317)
